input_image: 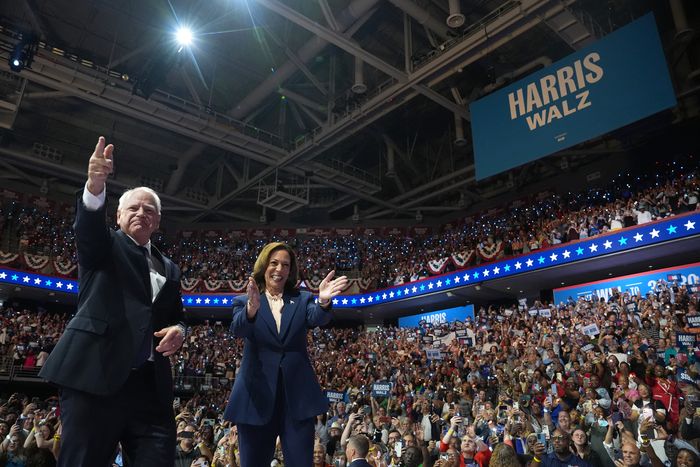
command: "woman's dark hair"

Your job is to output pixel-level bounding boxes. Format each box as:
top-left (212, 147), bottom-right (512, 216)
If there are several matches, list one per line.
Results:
top-left (675, 448), bottom-right (700, 467)
top-left (251, 242), bottom-right (299, 293)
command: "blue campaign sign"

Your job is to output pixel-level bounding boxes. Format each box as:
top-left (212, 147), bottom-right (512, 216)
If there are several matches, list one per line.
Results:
top-left (470, 13), bottom-right (676, 180)
top-left (688, 316), bottom-right (700, 329)
top-left (553, 262), bottom-right (700, 305)
top-left (325, 390), bottom-right (346, 403)
top-left (398, 304), bottom-right (474, 328)
top-left (372, 382), bottom-right (392, 398)
top-left (677, 333), bottom-right (697, 349)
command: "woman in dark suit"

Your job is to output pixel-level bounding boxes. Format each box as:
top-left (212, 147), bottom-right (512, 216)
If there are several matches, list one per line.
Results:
top-left (223, 242), bottom-right (347, 467)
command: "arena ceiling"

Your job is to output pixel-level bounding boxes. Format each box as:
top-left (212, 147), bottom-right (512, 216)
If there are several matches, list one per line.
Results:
top-left (0, 0), bottom-right (696, 228)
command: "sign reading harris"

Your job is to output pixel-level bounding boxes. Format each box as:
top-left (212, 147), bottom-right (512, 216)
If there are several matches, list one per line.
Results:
top-left (372, 382), bottom-right (392, 398)
top-left (325, 390), bottom-right (345, 403)
top-left (677, 333), bottom-right (697, 349)
top-left (553, 262), bottom-right (700, 305)
top-left (398, 304), bottom-right (474, 328)
top-left (470, 13), bottom-right (676, 180)
top-left (688, 316), bottom-right (700, 329)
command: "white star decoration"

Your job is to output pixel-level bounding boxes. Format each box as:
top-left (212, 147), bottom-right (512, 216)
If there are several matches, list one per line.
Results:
top-left (5, 217), bottom-right (695, 314)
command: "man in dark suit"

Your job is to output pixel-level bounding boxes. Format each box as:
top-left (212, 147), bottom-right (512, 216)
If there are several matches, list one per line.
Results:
top-left (223, 242), bottom-right (347, 466)
top-left (40, 136), bottom-right (186, 467)
top-left (345, 435), bottom-right (372, 467)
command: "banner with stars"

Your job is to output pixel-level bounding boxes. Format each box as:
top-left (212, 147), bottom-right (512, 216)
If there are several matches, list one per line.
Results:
top-left (0, 269), bottom-right (78, 293)
top-left (326, 212), bottom-right (698, 309)
top-left (0, 212), bottom-right (697, 308)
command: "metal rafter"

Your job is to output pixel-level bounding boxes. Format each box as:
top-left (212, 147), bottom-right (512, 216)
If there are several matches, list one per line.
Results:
top-left (253, 0), bottom-right (470, 119)
top-left (0, 146), bottom-right (259, 223)
top-left (187, 0), bottom-right (573, 220)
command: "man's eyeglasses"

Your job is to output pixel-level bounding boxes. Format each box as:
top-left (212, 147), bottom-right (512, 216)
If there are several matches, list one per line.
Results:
top-left (551, 435), bottom-right (568, 441)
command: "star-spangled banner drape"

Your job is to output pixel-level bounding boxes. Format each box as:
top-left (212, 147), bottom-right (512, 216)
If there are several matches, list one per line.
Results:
top-left (1, 212), bottom-right (697, 307)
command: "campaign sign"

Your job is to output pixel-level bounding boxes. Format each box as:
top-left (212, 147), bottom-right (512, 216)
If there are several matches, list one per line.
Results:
top-left (470, 13), bottom-right (676, 180)
top-left (581, 343), bottom-right (595, 352)
top-left (554, 263), bottom-right (700, 305)
top-left (398, 304), bottom-right (474, 328)
top-left (528, 309), bottom-right (539, 316)
top-left (372, 382), bottom-right (392, 398)
top-left (539, 309), bottom-right (552, 317)
top-left (459, 337), bottom-right (474, 347)
top-left (582, 323), bottom-right (601, 336)
top-left (422, 335), bottom-right (434, 344)
top-left (688, 316), bottom-right (700, 328)
top-left (425, 348), bottom-right (443, 360)
top-left (679, 372), bottom-right (695, 385)
top-left (325, 390), bottom-right (345, 403)
top-left (677, 333), bottom-right (697, 349)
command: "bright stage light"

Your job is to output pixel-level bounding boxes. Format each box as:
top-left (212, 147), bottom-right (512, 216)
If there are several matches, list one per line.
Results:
top-left (175, 27), bottom-right (193, 47)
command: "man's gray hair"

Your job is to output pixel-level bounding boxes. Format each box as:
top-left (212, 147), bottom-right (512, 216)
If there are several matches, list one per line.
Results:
top-left (347, 434), bottom-right (370, 458)
top-left (118, 187), bottom-right (162, 214)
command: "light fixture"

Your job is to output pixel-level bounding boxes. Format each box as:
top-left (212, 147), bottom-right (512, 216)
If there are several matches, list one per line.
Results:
top-left (8, 33), bottom-right (38, 73)
top-left (175, 26), bottom-right (193, 48)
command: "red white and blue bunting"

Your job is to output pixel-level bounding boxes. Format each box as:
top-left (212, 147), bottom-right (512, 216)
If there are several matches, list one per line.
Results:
top-left (0, 213), bottom-right (697, 308)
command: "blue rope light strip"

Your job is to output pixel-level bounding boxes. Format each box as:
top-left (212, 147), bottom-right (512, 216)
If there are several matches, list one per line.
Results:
top-left (0, 270), bottom-right (79, 293)
top-left (0, 213), bottom-right (697, 308)
top-left (330, 213), bottom-right (698, 308)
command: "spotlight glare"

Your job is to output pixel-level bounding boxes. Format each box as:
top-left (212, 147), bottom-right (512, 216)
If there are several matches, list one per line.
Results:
top-left (175, 27), bottom-right (193, 47)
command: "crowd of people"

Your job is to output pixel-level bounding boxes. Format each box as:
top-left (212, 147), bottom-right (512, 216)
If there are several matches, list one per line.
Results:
top-left (2, 275), bottom-right (700, 466)
top-left (0, 161), bottom-right (697, 293)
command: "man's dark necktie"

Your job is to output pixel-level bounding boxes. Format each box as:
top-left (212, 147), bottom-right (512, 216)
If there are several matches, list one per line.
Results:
top-left (132, 246), bottom-right (154, 368)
